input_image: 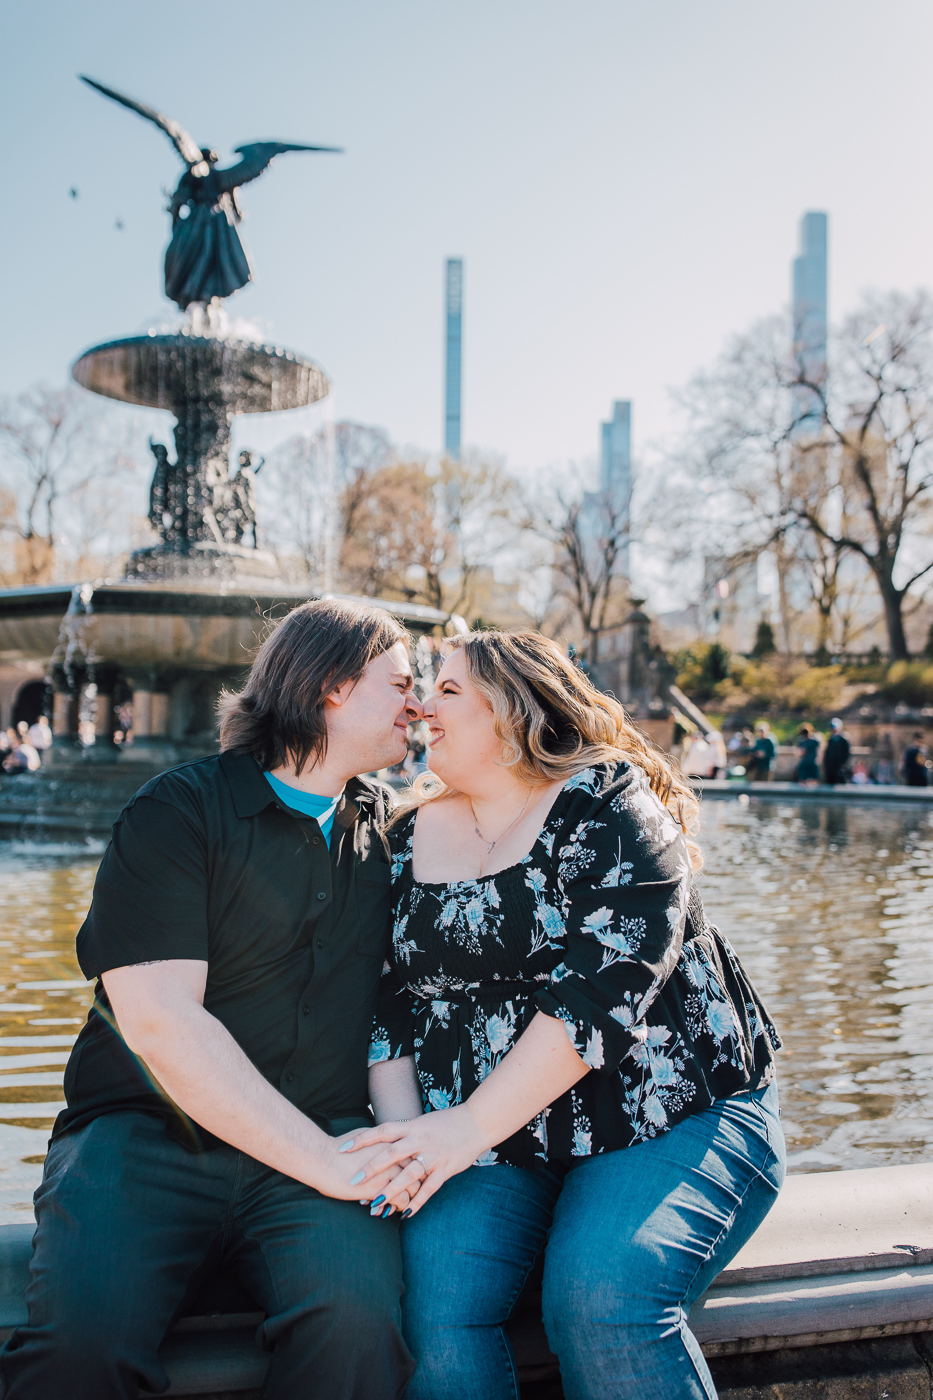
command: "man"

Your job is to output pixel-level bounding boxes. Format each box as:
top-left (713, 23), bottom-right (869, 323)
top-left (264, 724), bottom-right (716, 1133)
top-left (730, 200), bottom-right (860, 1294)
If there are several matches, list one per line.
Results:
top-left (822, 718), bottom-right (850, 786)
top-left (0, 599), bottom-right (421, 1400)
top-left (903, 732), bottom-right (930, 787)
top-left (750, 722), bottom-right (776, 783)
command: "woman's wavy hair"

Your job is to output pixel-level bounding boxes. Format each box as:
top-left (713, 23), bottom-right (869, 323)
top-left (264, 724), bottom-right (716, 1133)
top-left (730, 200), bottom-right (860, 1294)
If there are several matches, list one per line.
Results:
top-left (218, 598), bottom-right (407, 775)
top-left (398, 629), bottom-right (702, 869)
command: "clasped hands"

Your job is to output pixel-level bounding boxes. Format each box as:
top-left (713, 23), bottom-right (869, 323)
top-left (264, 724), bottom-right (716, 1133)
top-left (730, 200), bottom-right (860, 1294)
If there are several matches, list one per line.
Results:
top-left (335, 1103), bottom-right (491, 1219)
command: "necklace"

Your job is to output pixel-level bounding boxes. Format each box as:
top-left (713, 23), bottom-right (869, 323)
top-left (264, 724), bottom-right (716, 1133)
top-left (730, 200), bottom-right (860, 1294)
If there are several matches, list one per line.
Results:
top-left (470, 789), bottom-right (534, 872)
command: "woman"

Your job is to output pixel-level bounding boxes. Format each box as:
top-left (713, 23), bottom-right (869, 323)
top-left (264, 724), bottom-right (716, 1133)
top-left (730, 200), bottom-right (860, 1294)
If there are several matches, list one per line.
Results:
top-left (346, 632), bottom-right (784, 1400)
top-left (794, 724), bottom-right (821, 786)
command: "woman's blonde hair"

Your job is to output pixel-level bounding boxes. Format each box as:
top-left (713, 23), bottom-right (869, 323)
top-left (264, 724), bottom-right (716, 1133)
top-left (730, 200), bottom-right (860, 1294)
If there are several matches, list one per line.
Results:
top-left (399, 630), bottom-right (702, 869)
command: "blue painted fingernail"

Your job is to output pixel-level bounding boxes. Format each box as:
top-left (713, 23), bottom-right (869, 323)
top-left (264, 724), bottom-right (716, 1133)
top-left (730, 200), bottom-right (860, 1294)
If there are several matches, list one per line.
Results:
top-left (401, 1208), bottom-right (412, 1219)
top-left (349, 1170), bottom-right (365, 1186)
top-left (382, 1205), bottom-right (393, 1218)
top-left (338, 1140), bottom-right (355, 1153)
top-left (371, 1195), bottom-right (386, 1207)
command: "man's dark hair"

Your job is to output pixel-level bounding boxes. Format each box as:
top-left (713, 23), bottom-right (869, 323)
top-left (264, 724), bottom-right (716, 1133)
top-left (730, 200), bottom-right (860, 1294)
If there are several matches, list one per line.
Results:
top-left (218, 598), bottom-right (408, 775)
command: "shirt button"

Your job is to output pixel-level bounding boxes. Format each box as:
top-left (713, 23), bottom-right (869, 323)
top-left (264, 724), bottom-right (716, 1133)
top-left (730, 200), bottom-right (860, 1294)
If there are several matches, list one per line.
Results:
top-left (303, 1004), bottom-right (310, 1016)
top-left (316, 891), bottom-right (327, 901)
top-left (286, 1071), bottom-right (295, 1083)
top-left (312, 836), bottom-right (321, 846)
top-left (316, 938), bottom-right (324, 949)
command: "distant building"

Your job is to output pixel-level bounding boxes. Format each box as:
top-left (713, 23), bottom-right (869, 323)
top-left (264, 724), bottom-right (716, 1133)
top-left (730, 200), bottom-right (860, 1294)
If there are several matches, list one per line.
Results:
top-left (577, 400), bottom-right (633, 654)
top-left (791, 211), bottom-right (828, 432)
top-left (445, 258), bottom-right (463, 458)
top-left (600, 400), bottom-right (632, 576)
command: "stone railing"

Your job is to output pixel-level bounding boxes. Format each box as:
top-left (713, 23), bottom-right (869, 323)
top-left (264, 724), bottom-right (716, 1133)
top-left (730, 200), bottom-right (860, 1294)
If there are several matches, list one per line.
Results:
top-left (1, 1163), bottom-right (932, 1397)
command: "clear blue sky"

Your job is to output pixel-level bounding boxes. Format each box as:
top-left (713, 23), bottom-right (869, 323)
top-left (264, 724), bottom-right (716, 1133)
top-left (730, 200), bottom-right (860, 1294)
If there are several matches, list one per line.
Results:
top-left (3, 0), bottom-right (933, 472)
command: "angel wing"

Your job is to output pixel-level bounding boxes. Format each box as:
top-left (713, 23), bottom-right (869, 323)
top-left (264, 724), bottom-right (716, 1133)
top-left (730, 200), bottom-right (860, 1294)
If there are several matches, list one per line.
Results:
top-left (216, 141), bottom-right (343, 191)
top-left (79, 76), bottom-right (203, 167)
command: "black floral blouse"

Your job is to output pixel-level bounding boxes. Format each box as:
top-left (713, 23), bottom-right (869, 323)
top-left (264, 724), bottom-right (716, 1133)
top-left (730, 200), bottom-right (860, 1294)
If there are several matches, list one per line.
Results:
top-left (369, 761), bottom-right (781, 1168)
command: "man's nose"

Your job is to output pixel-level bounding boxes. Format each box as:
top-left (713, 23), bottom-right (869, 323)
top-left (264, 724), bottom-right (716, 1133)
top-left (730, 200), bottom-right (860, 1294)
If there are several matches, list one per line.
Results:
top-left (404, 692), bottom-right (424, 722)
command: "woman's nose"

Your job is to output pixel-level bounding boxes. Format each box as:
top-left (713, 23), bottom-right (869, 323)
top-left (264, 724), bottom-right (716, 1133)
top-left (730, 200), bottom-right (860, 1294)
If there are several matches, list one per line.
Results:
top-left (421, 697), bottom-right (436, 720)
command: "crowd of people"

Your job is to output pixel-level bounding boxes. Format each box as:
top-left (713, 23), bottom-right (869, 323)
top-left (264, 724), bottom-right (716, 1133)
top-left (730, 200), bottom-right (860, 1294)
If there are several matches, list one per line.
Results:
top-left (681, 718), bottom-right (932, 787)
top-left (0, 717), bottom-right (51, 775)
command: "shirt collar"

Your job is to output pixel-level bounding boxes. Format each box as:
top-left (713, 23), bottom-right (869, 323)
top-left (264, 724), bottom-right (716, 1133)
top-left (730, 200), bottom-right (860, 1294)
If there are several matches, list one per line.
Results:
top-left (220, 748), bottom-right (365, 827)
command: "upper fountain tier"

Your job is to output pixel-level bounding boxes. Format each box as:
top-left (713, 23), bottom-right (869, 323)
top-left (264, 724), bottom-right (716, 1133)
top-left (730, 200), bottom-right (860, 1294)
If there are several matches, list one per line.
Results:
top-left (72, 327), bottom-right (329, 417)
top-left (72, 327), bottom-right (330, 584)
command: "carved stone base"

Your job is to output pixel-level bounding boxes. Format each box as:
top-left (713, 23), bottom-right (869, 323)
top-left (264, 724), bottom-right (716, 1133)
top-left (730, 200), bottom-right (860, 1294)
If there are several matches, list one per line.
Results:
top-left (126, 542), bottom-right (283, 586)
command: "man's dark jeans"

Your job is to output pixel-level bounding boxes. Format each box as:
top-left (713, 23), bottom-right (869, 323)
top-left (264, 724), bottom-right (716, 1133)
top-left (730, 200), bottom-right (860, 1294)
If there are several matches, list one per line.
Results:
top-left (0, 1112), bottom-right (413, 1400)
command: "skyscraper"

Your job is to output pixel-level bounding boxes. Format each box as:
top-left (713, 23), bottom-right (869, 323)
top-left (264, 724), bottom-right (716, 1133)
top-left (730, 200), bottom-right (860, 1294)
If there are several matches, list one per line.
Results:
top-left (600, 400), bottom-right (632, 576)
top-left (445, 258), bottom-right (463, 458)
top-left (791, 211), bottom-right (828, 432)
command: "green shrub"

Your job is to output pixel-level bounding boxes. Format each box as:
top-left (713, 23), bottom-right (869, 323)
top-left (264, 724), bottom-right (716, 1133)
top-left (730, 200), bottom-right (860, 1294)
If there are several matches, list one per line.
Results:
top-left (784, 666), bottom-right (847, 714)
top-left (674, 642), bottom-right (732, 703)
top-left (878, 661), bottom-right (933, 706)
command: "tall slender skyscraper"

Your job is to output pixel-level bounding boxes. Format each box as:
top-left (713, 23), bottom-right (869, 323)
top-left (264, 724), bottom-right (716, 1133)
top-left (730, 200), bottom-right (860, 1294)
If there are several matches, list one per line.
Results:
top-left (791, 211), bottom-right (828, 432)
top-left (445, 258), bottom-right (463, 458)
top-left (600, 400), bottom-right (632, 576)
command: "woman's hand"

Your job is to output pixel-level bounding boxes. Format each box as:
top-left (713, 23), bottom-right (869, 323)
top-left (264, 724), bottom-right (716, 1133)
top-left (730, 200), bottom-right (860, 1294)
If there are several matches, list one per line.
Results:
top-left (338, 1105), bottom-right (491, 1218)
top-left (314, 1132), bottom-right (413, 1207)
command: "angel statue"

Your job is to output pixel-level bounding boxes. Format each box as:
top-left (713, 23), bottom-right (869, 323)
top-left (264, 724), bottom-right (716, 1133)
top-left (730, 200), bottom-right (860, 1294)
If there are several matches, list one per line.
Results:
top-left (80, 77), bottom-right (341, 310)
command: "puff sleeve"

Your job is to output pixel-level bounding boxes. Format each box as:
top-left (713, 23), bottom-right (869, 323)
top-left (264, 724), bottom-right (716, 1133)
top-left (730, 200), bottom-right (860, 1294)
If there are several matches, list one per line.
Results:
top-left (533, 767), bottom-right (693, 1074)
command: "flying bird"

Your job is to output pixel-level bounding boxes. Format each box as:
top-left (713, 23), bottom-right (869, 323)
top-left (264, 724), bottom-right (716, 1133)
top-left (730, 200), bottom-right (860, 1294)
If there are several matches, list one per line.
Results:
top-left (79, 76), bottom-right (342, 310)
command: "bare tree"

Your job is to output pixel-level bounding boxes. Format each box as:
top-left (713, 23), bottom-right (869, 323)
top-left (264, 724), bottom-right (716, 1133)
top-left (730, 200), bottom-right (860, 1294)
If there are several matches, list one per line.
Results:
top-left (259, 421), bottom-right (392, 586)
top-left (0, 385), bottom-right (144, 584)
top-left (526, 473), bottom-right (632, 666)
top-left (792, 293), bottom-right (933, 660)
top-left (336, 451), bottom-right (521, 615)
top-left (669, 292), bottom-right (933, 659)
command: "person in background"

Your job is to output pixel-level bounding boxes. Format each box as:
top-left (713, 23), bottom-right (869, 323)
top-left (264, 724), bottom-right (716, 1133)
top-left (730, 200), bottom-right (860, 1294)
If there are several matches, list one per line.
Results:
top-left (681, 730), bottom-right (714, 779)
top-left (850, 761), bottom-right (871, 785)
top-left (751, 722), bottom-right (777, 782)
top-left (26, 715), bottom-right (52, 752)
top-left (794, 724), bottom-right (821, 786)
top-left (822, 719), bottom-right (850, 786)
top-left (2, 728), bottom-right (41, 774)
top-left (903, 733), bottom-right (930, 787)
top-left (874, 731), bottom-right (895, 785)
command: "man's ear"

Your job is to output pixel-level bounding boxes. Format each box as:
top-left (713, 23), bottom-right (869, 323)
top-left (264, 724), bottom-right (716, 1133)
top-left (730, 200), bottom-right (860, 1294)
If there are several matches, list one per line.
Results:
top-left (323, 677), bottom-right (352, 710)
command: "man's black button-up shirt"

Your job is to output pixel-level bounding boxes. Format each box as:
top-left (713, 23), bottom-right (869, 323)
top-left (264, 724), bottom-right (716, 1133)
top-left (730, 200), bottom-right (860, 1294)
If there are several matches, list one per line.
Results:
top-left (55, 750), bottom-right (393, 1149)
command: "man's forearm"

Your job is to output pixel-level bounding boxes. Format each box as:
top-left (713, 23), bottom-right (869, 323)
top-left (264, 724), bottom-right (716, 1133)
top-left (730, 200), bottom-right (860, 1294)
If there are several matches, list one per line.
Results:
top-left (125, 997), bottom-right (336, 1188)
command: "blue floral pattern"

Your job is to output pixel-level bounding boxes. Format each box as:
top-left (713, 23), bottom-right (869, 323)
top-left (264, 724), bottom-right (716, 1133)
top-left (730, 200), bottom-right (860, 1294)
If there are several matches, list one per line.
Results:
top-left (370, 761), bottom-right (780, 1167)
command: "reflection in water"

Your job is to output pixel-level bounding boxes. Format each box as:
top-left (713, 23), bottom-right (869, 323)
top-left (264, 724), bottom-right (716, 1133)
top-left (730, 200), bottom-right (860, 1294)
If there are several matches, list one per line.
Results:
top-left (698, 800), bottom-right (933, 1174)
top-left (0, 802), bottom-right (930, 1219)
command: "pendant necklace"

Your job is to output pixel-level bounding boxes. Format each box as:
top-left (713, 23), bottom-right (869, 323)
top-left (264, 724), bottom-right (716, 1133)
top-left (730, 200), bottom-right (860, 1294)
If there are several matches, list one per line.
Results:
top-left (470, 789), bottom-right (534, 875)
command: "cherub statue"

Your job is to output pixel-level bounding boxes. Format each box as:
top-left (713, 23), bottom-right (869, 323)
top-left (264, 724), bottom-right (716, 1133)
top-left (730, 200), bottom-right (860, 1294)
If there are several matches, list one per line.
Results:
top-left (80, 77), bottom-right (341, 310)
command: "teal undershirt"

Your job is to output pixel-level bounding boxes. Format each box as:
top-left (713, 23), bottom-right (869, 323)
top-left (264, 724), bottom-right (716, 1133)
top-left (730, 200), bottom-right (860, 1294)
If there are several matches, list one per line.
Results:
top-left (263, 772), bottom-right (340, 847)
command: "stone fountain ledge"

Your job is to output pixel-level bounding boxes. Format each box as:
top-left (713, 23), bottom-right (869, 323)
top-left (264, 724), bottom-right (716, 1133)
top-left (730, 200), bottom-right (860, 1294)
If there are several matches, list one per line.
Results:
top-left (0, 1164), bottom-right (931, 1397)
top-left (695, 777), bottom-right (933, 805)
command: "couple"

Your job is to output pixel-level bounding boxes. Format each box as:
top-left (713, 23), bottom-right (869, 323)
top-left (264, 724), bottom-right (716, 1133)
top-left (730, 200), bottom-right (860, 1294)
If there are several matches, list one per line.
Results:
top-left (0, 599), bottom-right (784, 1400)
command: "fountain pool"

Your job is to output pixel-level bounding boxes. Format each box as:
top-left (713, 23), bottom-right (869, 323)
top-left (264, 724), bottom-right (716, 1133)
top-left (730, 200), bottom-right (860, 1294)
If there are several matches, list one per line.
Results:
top-left (0, 797), bottom-right (930, 1221)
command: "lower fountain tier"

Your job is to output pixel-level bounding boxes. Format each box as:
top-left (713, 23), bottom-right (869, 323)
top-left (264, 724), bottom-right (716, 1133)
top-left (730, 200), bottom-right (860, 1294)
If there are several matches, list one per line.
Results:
top-left (0, 582), bottom-right (449, 672)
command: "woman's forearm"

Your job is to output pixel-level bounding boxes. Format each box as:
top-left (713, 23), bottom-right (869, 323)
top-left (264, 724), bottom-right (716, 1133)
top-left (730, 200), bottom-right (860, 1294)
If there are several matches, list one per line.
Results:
top-left (465, 1011), bottom-right (590, 1148)
top-left (369, 1056), bottom-right (424, 1123)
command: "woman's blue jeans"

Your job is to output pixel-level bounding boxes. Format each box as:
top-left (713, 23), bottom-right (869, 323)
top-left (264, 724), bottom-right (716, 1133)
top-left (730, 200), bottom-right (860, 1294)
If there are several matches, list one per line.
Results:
top-left (401, 1082), bottom-right (785, 1400)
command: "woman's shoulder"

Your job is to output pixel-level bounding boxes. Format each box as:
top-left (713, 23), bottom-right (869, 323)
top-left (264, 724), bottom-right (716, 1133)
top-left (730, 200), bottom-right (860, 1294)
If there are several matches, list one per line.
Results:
top-left (555, 759), bottom-right (686, 857)
top-left (559, 759), bottom-right (642, 805)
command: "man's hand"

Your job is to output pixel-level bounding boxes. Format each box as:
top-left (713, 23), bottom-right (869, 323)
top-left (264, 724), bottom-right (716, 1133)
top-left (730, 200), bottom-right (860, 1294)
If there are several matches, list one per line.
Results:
top-left (338, 1105), bottom-right (491, 1218)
